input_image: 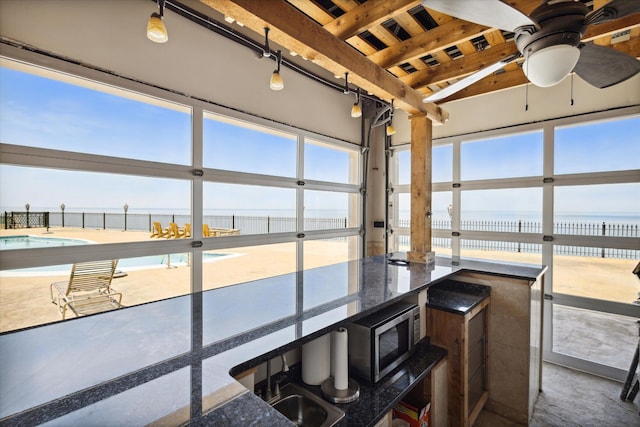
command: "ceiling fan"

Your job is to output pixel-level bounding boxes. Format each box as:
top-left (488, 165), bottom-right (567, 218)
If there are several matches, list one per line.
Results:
top-left (421, 0), bottom-right (640, 102)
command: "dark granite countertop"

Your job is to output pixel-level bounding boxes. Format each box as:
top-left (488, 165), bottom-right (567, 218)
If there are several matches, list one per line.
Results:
top-left (426, 280), bottom-right (491, 315)
top-left (271, 339), bottom-right (447, 427)
top-left (0, 255), bottom-right (545, 426)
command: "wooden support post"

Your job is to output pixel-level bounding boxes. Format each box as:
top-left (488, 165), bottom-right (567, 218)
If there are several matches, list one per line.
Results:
top-left (407, 113), bottom-right (435, 264)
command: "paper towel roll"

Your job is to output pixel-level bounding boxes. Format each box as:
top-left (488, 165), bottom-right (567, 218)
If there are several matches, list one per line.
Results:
top-left (330, 330), bottom-right (337, 377)
top-left (302, 334), bottom-right (331, 385)
top-left (332, 327), bottom-right (349, 390)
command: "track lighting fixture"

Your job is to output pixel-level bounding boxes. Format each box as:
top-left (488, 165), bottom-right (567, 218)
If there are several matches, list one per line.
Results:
top-left (351, 88), bottom-right (362, 118)
top-left (147, 0), bottom-right (168, 43)
top-left (386, 99), bottom-right (396, 136)
top-left (270, 50), bottom-right (284, 91)
top-left (344, 73), bottom-right (362, 118)
top-left (262, 28), bottom-right (271, 58)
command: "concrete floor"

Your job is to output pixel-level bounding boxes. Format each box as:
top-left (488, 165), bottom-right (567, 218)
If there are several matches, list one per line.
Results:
top-left (476, 362), bottom-right (640, 427)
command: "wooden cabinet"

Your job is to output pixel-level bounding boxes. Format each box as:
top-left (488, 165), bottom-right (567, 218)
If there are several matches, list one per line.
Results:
top-left (452, 271), bottom-right (544, 425)
top-left (427, 298), bottom-right (490, 427)
top-left (395, 357), bottom-right (448, 427)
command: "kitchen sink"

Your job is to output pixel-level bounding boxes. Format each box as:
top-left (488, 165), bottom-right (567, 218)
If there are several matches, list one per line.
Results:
top-left (270, 383), bottom-right (345, 427)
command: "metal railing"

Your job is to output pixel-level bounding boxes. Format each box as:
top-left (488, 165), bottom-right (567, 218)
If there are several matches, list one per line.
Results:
top-left (420, 219), bottom-right (639, 238)
top-left (4, 212), bottom-right (637, 259)
top-left (21, 212), bottom-right (350, 235)
top-left (397, 219), bottom-right (639, 260)
top-left (3, 212), bottom-right (50, 229)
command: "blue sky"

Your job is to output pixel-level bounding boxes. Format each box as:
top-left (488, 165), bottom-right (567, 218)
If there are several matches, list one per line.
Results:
top-left (0, 65), bottom-right (638, 217)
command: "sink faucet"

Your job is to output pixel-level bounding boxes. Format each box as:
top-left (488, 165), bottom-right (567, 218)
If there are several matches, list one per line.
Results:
top-left (265, 353), bottom-right (289, 404)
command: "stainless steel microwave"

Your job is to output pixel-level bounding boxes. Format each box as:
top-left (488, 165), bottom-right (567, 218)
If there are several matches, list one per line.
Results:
top-left (347, 302), bottom-right (420, 383)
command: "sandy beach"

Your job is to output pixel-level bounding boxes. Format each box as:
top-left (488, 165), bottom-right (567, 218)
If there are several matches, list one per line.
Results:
top-left (0, 227), bottom-right (637, 333)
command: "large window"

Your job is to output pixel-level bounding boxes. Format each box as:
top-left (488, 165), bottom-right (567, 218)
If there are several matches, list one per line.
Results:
top-left (432, 145), bottom-right (453, 183)
top-left (203, 183), bottom-right (297, 235)
top-left (0, 58), bottom-right (362, 333)
top-left (203, 113), bottom-right (297, 177)
top-left (305, 139), bottom-right (359, 184)
top-left (555, 116), bottom-right (640, 174)
top-left (461, 188), bottom-right (542, 230)
top-left (390, 110), bottom-right (639, 381)
top-left (304, 190), bottom-right (359, 231)
top-left (461, 131), bottom-right (543, 180)
top-left (0, 64), bottom-right (192, 164)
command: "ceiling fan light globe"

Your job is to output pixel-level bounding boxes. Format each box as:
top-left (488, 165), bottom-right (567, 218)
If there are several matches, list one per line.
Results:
top-left (523, 44), bottom-right (580, 87)
top-left (147, 13), bottom-right (168, 43)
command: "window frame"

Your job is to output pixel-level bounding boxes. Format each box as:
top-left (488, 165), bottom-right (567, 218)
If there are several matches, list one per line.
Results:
top-left (0, 48), bottom-right (363, 303)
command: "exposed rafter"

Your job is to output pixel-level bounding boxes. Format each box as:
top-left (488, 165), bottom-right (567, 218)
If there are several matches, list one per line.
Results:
top-left (198, 0), bottom-right (639, 110)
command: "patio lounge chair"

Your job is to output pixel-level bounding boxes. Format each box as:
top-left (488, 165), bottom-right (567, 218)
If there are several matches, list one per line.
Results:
top-left (50, 259), bottom-right (123, 319)
top-left (182, 223), bottom-right (192, 238)
top-left (202, 224), bottom-right (239, 237)
top-left (150, 221), bottom-right (171, 238)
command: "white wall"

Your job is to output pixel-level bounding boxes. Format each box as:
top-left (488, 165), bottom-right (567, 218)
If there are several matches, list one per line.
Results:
top-left (433, 74), bottom-right (640, 139)
top-left (0, 0), bottom-right (360, 143)
top-left (2, 0), bottom-right (637, 144)
top-left (390, 68), bottom-right (639, 144)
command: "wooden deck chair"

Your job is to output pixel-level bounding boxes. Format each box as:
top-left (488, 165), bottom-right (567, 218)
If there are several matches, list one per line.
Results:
top-left (150, 221), bottom-right (170, 238)
top-left (167, 222), bottom-right (184, 238)
top-left (182, 223), bottom-right (191, 238)
top-left (203, 224), bottom-right (211, 237)
top-left (50, 259), bottom-right (123, 319)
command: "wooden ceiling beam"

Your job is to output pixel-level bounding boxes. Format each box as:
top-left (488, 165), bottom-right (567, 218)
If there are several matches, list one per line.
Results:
top-left (324, 0), bottom-right (421, 41)
top-left (583, 15), bottom-right (640, 41)
top-left (200, 0), bottom-right (448, 123)
top-left (401, 42), bottom-right (519, 88)
top-left (368, 20), bottom-right (490, 69)
top-left (369, 0), bottom-right (543, 70)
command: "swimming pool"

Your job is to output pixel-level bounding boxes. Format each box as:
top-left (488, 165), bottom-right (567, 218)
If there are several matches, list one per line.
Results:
top-left (0, 235), bottom-right (235, 276)
top-left (0, 235), bottom-right (93, 250)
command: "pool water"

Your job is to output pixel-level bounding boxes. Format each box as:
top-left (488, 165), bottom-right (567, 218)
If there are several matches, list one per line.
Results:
top-left (0, 235), bottom-right (231, 275)
top-left (0, 235), bottom-right (91, 250)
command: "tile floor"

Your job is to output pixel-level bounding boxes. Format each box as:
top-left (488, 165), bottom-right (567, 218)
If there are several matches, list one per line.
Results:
top-left (476, 362), bottom-right (639, 426)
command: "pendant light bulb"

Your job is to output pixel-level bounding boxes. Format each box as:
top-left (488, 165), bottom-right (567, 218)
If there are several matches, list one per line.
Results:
top-left (270, 51), bottom-right (284, 90)
top-left (386, 99), bottom-right (395, 135)
top-left (351, 103), bottom-right (362, 118)
top-left (350, 88), bottom-right (362, 118)
top-left (147, 1), bottom-right (168, 43)
top-left (386, 124), bottom-right (396, 136)
top-left (270, 71), bottom-right (284, 90)
top-left (147, 13), bottom-right (168, 43)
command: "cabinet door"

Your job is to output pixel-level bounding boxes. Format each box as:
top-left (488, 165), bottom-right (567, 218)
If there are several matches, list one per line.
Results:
top-left (426, 308), bottom-right (464, 425)
top-left (467, 309), bottom-right (486, 412)
top-left (372, 410), bottom-right (392, 427)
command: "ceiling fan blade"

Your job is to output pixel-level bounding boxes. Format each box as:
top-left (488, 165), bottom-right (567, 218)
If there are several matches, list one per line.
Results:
top-left (423, 55), bottom-right (519, 103)
top-left (573, 43), bottom-right (640, 89)
top-left (586, 0), bottom-right (640, 25)
top-left (421, 0), bottom-right (537, 33)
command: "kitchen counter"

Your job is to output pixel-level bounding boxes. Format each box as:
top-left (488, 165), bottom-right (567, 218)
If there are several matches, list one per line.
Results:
top-left (426, 280), bottom-right (491, 315)
top-left (0, 255), bottom-right (546, 426)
